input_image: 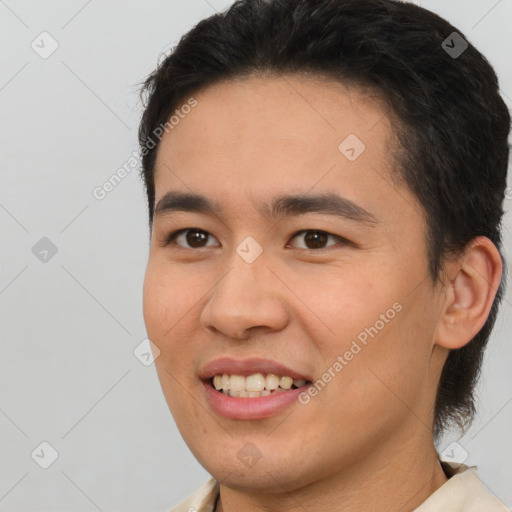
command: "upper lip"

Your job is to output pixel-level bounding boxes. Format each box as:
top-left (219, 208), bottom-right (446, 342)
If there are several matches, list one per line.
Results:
top-left (199, 357), bottom-right (312, 381)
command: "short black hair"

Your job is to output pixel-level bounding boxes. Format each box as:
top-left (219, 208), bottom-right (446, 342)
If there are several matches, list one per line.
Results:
top-left (138, 0), bottom-right (510, 439)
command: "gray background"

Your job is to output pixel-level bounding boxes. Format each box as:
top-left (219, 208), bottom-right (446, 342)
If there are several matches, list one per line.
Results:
top-left (1, 0), bottom-right (511, 510)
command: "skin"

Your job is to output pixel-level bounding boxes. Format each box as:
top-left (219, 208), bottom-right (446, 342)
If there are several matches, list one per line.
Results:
top-left (142, 73), bottom-right (502, 512)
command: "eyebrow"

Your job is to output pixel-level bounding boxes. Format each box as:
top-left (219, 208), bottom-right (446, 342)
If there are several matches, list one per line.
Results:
top-left (154, 191), bottom-right (377, 225)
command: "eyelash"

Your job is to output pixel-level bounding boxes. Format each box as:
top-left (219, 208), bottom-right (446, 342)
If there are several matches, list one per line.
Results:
top-left (161, 228), bottom-right (349, 251)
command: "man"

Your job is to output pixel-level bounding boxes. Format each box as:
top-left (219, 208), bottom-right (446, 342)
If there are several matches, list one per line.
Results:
top-left (138, 0), bottom-right (510, 510)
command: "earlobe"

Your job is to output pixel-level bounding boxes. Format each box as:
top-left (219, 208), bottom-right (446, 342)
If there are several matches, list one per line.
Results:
top-left (434, 237), bottom-right (503, 350)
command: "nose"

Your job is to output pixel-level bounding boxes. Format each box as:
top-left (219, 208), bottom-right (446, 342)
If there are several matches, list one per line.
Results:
top-left (200, 256), bottom-right (290, 340)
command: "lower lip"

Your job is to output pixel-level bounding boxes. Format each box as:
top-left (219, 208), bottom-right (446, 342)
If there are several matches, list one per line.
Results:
top-left (203, 381), bottom-right (308, 420)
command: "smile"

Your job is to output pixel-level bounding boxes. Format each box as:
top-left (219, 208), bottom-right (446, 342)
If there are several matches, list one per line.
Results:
top-left (200, 357), bottom-right (314, 419)
top-left (211, 372), bottom-right (309, 397)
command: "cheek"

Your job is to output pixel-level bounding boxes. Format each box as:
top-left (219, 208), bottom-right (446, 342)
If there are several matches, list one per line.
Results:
top-left (303, 262), bottom-right (435, 398)
top-left (142, 262), bottom-right (205, 411)
top-left (321, 288), bottom-right (438, 430)
top-left (142, 261), bottom-right (200, 343)
top-left (292, 264), bottom-right (394, 347)
top-left (143, 264), bottom-right (206, 426)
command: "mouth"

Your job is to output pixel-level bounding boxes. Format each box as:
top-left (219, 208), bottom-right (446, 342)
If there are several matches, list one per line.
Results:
top-left (200, 357), bottom-right (314, 420)
top-left (209, 372), bottom-right (312, 398)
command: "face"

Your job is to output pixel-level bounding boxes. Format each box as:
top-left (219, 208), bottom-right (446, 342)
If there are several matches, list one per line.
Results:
top-left (143, 74), bottom-right (447, 491)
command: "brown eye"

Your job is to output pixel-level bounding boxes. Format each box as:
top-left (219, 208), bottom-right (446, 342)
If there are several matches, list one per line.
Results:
top-left (163, 228), bottom-right (219, 248)
top-left (304, 231), bottom-right (328, 249)
top-left (185, 229), bottom-right (209, 247)
top-left (288, 230), bottom-right (342, 250)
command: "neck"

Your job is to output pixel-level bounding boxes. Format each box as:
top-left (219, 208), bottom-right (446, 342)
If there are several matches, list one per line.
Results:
top-left (215, 433), bottom-right (448, 512)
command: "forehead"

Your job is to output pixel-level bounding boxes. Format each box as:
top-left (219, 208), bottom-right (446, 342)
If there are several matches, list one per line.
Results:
top-left (153, 73), bottom-right (404, 217)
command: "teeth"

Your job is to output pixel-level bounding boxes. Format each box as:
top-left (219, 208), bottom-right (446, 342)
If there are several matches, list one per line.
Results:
top-left (279, 376), bottom-right (293, 390)
top-left (230, 375), bottom-right (246, 392)
top-left (266, 374), bottom-right (280, 390)
top-left (246, 373), bottom-right (265, 392)
top-left (229, 389), bottom-right (247, 398)
top-left (211, 372), bottom-right (308, 397)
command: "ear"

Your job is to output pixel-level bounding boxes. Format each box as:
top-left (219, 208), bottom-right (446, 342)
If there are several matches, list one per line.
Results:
top-left (434, 236), bottom-right (503, 350)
